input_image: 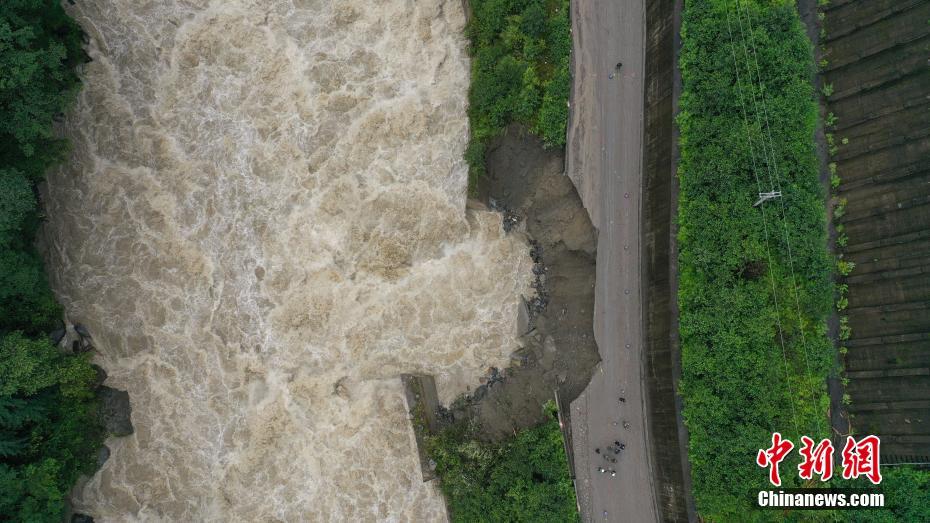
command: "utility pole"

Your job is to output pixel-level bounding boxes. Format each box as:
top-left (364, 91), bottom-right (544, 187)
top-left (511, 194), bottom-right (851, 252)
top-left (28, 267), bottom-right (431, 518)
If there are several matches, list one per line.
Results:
top-left (753, 191), bottom-right (782, 207)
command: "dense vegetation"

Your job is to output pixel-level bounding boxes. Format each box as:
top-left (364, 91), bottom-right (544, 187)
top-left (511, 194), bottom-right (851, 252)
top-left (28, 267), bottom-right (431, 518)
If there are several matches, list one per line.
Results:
top-left (464, 0), bottom-right (572, 186)
top-left (0, 2), bottom-right (103, 520)
top-left (677, 0), bottom-right (835, 518)
top-left (427, 402), bottom-right (578, 522)
top-left (678, 1), bottom-right (930, 521)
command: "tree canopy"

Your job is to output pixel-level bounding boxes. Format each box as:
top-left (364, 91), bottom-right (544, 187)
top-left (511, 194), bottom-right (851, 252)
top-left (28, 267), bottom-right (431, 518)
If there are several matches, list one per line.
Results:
top-left (677, 1), bottom-right (930, 520)
top-left (465, 0), bottom-right (572, 186)
top-left (0, 2), bottom-right (102, 521)
top-left (427, 402), bottom-right (579, 522)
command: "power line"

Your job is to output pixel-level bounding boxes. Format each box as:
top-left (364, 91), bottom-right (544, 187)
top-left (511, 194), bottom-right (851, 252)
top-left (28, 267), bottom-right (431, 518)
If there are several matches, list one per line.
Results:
top-left (722, 0), bottom-right (801, 440)
top-left (732, 0), bottom-right (827, 438)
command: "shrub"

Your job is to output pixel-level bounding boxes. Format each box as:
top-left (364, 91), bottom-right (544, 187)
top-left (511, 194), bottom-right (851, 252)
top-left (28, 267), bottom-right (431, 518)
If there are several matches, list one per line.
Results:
top-left (464, 0), bottom-right (572, 189)
top-left (837, 259), bottom-right (856, 276)
top-left (678, 0), bottom-right (835, 518)
top-left (427, 401), bottom-right (579, 522)
top-left (835, 296), bottom-right (848, 311)
top-left (839, 316), bottom-right (852, 340)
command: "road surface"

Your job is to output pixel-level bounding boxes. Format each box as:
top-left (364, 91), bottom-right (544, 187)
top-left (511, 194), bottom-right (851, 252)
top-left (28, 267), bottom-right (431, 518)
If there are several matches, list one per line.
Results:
top-left (565, 0), bottom-right (657, 522)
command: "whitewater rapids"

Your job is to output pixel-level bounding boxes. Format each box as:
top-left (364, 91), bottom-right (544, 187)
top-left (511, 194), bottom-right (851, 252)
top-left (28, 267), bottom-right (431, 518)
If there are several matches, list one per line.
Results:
top-left (40, 1), bottom-right (532, 520)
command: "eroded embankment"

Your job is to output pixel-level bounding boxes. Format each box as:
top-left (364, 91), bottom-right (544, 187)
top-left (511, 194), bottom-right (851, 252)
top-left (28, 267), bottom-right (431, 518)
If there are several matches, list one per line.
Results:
top-left (433, 125), bottom-right (599, 441)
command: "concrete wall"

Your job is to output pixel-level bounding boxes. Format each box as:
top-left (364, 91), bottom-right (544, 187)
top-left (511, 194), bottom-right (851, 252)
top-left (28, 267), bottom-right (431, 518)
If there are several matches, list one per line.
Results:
top-left (819, 0), bottom-right (930, 462)
top-left (641, 0), bottom-right (695, 520)
top-left (400, 374), bottom-right (442, 482)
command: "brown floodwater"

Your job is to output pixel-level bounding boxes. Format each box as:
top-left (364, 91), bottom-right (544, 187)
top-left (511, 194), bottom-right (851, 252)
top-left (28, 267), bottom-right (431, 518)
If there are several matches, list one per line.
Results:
top-left (40, 1), bottom-right (532, 520)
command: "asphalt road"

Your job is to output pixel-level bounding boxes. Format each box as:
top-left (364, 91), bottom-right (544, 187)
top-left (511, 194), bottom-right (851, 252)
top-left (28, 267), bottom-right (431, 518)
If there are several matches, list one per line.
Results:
top-left (565, 0), bottom-right (658, 522)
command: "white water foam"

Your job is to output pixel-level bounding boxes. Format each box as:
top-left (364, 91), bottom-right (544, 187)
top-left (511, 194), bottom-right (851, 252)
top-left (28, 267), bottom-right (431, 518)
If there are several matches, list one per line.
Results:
top-left (40, 1), bottom-right (532, 520)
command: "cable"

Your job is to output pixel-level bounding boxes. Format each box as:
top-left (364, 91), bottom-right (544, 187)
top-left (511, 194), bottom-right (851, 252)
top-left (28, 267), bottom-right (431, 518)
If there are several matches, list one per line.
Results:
top-left (733, 0), bottom-right (828, 438)
top-left (722, 0), bottom-right (801, 440)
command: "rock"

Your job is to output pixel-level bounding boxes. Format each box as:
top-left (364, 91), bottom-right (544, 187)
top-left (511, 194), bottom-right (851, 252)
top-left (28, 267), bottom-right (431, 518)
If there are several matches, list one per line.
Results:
top-left (74, 323), bottom-right (91, 338)
top-left (544, 335), bottom-right (557, 354)
top-left (49, 327), bottom-right (66, 346)
top-left (516, 298), bottom-right (530, 336)
top-left (472, 385), bottom-right (488, 401)
top-left (72, 514), bottom-right (95, 523)
top-left (90, 364), bottom-right (108, 389)
top-left (96, 444), bottom-right (110, 469)
top-left (98, 386), bottom-right (133, 436)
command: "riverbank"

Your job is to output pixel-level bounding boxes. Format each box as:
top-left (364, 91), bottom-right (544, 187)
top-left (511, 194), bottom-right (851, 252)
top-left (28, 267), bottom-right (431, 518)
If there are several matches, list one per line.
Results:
top-left (472, 124), bottom-right (598, 437)
top-left (416, 4), bottom-right (596, 512)
top-left (0, 5), bottom-right (112, 521)
top-left (420, 0), bottom-right (595, 488)
top-left (422, 123), bottom-right (599, 437)
top-left (414, 124), bottom-right (597, 520)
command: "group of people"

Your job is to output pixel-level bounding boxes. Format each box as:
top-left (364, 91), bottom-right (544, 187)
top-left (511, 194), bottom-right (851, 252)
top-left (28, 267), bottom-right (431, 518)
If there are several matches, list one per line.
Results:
top-left (594, 393), bottom-right (632, 478)
top-left (594, 440), bottom-right (626, 477)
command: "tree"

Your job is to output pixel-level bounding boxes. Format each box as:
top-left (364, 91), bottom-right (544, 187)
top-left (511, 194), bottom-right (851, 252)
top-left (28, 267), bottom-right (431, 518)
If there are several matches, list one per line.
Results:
top-left (0, 0), bottom-right (86, 181)
top-left (428, 402), bottom-right (578, 522)
top-left (0, 3), bottom-right (103, 521)
top-left (464, 0), bottom-right (572, 188)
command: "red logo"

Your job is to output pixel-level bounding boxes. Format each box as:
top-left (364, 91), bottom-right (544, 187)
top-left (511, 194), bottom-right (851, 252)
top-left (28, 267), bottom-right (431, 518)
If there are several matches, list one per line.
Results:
top-left (758, 433), bottom-right (882, 486)
top-left (798, 436), bottom-right (834, 481)
top-left (756, 432), bottom-right (794, 486)
top-left (841, 435), bottom-right (882, 485)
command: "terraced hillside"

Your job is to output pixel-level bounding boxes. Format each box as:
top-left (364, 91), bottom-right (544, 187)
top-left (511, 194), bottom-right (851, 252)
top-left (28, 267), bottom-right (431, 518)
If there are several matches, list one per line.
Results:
top-left (821, 0), bottom-right (930, 463)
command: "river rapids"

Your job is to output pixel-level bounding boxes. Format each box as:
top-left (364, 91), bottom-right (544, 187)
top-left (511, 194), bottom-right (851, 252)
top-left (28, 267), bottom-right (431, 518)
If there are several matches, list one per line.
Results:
top-left (40, 1), bottom-right (532, 520)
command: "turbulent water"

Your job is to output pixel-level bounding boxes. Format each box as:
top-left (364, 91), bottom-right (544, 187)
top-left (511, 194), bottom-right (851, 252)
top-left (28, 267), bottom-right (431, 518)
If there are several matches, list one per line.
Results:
top-left (40, 1), bottom-right (532, 520)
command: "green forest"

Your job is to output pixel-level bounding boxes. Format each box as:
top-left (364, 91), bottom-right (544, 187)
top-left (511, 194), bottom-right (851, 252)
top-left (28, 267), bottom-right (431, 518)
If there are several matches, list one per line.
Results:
top-left (677, 0), bottom-right (929, 520)
top-left (464, 0), bottom-right (572, 186)
top-left (426, 402), bottom-right (578, 523)
top-left (0, 1), bottom-right (104, 520)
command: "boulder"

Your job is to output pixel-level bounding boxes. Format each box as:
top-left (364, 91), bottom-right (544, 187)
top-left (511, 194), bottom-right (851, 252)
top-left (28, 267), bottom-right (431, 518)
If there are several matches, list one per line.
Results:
top-left (49, 327), bottom-right (66, 346)
top-left (72, 514), bottom-right (94, 523)
top-left (96, 444), bottom-right (110, 469)
top-left (516, 299), bottom-right (530, 336)
top-left (90, 364), bottom-right (108, 389)
top-left (98, 386), bottom-right (133, 436)
top-left (74, 323), bottom-right (91, 338)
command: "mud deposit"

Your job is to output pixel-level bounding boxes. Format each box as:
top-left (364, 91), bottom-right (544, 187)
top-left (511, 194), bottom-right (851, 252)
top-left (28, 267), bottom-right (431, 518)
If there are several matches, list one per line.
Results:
top-left (38, 1), bottom-right (535, 520)
top-left (461, 125), bottom-right (598, 440)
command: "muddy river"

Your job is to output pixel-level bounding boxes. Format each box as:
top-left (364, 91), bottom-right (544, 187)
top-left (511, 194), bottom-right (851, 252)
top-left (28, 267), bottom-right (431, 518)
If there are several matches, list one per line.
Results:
top-left (40, 1), bottom-right (531, 520)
